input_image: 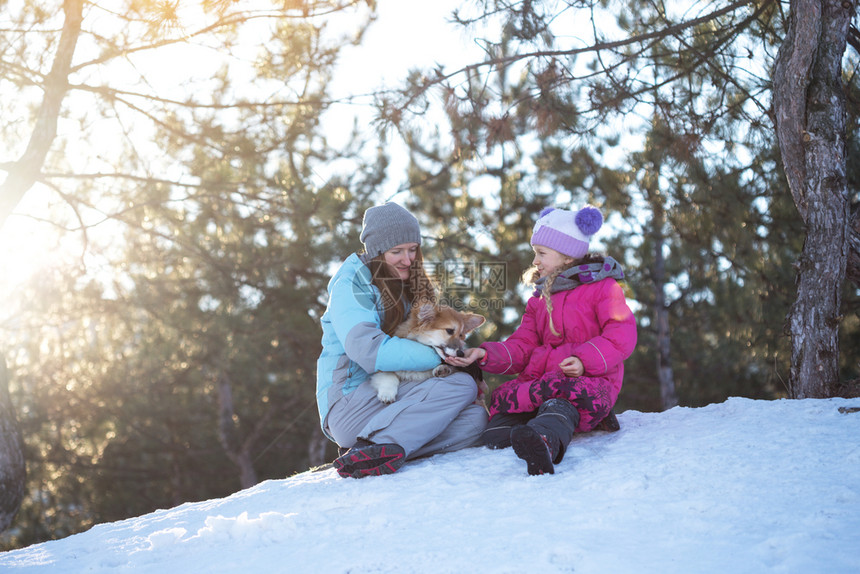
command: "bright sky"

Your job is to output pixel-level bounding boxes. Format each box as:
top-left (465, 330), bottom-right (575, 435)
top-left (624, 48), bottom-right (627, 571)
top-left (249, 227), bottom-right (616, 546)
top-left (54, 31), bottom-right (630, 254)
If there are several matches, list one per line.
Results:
top-left (321, 0), bottom-right (482, 195)
top-left (332, 0), bottom-right (476, 93)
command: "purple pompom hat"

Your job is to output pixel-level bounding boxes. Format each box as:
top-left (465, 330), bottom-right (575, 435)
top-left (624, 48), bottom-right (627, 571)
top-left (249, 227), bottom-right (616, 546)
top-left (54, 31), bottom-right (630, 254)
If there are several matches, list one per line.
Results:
top-left (531, 205), bottom-right (604, 259)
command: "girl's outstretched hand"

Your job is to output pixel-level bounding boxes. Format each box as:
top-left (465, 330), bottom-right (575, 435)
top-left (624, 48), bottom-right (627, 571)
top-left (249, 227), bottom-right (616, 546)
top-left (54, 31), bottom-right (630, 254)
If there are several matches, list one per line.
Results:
top-left (559, 355), bottom-right (584, 377)
top-left (444, 347), bottom-right (486, 367)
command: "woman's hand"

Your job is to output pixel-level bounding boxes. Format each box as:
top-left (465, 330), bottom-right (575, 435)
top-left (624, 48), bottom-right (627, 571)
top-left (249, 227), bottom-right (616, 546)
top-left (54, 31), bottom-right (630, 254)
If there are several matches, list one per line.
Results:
top-left (559, 355), bottom-right (584, 377)
top-left (444, 347), bottom-right (486, 367)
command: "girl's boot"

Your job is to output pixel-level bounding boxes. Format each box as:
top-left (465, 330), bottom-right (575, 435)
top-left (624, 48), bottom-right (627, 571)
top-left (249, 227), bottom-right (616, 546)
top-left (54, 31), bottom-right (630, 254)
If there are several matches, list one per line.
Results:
top-left (481, 412), bottom-right (532, 449)
top-left (510, 398), bottom-right (580, 475)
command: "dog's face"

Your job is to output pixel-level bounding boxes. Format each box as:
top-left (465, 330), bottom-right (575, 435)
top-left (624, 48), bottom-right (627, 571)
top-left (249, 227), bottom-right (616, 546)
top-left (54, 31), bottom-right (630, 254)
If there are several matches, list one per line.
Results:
top-left (400, 303), bottom-right (485, 359)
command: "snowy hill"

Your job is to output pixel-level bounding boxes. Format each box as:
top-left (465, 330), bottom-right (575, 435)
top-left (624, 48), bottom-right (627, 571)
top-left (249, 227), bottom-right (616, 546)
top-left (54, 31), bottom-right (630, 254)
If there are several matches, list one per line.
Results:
top-left (1, 397), bottom-right (859, 573)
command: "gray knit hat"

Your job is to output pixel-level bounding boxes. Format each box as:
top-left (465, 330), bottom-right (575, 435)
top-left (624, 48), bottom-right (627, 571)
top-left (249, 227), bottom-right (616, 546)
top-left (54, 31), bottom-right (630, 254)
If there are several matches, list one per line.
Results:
top-left (360, 203), bottom-right (422, 257)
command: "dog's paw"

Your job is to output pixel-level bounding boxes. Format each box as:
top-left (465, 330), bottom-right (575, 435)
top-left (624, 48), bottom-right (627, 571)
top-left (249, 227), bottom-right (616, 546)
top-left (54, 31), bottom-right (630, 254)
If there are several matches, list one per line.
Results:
top-left (433, 364), bottom-right (454, 377)
top-left (370, 372), bottom-right (400, 403)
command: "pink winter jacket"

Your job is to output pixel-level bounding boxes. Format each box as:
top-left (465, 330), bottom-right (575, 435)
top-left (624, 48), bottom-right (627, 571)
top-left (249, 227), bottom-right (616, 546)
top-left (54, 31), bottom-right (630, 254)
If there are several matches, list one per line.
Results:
top-left (480, 278), bottom-right (637, 420)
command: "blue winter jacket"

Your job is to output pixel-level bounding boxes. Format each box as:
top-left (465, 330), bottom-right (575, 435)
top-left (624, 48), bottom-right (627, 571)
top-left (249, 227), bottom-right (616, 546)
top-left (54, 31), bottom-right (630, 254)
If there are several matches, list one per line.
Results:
top-left (316, 253), bottom-right (441, 438)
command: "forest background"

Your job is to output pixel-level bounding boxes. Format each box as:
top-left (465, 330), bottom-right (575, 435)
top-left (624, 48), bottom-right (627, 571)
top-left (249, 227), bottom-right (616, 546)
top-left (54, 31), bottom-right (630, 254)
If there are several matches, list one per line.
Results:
top-left (0, 0), bottom-right (858, 551)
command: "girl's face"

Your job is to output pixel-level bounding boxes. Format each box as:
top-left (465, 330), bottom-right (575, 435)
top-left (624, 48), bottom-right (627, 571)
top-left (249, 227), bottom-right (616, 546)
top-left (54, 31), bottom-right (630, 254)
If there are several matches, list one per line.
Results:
top-left (532, 245), bottom-right (573, 278)
top-left (383, 243), bottom-right (419, 281)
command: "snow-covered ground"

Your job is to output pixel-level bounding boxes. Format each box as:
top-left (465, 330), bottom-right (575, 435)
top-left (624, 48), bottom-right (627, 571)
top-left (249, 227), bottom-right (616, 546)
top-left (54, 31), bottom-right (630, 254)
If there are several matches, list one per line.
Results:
top-left (1, 397), bottom-right (859, 573)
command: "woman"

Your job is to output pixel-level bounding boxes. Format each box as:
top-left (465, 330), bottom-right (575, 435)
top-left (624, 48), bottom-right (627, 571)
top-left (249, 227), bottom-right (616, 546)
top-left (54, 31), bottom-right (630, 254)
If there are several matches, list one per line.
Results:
top-left (316, 202), bottom-right (487, 478)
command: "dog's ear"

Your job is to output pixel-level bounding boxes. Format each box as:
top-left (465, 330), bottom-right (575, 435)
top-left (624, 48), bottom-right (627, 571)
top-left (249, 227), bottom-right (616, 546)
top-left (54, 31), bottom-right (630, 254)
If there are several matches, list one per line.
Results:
top-left (416, 303), bottom-right (437, 325)
top-left (462, 313), bottom-right (485, 334)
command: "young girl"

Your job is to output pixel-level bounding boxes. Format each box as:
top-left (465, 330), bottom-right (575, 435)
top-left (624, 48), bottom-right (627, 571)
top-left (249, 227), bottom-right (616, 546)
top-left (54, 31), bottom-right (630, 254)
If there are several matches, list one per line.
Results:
top-left (448, 205), bottom-right (637, 475)
top-left (317, 202), bottom-right (487, 478)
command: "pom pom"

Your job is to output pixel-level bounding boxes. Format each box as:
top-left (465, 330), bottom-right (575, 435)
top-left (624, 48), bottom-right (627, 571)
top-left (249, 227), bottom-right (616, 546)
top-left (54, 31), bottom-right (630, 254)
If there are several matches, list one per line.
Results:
top-left (575, 205), bottom-right (603, 236)
top-left (539, 207), bottom-right (556, 218)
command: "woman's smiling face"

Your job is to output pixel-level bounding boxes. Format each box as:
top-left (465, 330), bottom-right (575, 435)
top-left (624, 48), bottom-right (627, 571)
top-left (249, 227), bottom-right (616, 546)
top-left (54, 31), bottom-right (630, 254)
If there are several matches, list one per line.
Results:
top-left (383, 242), bottom-right (419, 280)
top-left (532, 245), bottom-right (573, 278)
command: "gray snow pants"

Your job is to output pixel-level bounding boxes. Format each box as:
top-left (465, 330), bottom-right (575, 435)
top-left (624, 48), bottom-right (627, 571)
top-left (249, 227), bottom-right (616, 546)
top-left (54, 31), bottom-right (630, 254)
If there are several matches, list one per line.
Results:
top-left (324, 371), bottom-right (488, 460)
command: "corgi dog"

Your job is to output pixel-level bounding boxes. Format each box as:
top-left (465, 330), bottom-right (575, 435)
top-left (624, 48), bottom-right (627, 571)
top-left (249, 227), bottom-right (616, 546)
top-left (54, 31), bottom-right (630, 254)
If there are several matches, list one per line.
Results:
top-left (370, 303), bottom-right (486, 403)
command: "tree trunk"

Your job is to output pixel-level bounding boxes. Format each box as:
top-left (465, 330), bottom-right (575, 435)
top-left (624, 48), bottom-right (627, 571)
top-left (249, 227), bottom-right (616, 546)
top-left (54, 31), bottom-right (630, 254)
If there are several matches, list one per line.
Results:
top-left (0, 353), bottom-right (26, 533)
top-left (307, 428), bottom-right (329, 468)
top-left (216, 373), bottom-right (259, 489)
top-left (654, 247), bottom-right (679, 410)
top-left (652, 202), bottom-right (679, 410)
top-left (0, 0), bottom-right (84, 228)
top-left (643, 138), bottom-right (679, 410)
top-left (773, 0), bottom-right (852, 398)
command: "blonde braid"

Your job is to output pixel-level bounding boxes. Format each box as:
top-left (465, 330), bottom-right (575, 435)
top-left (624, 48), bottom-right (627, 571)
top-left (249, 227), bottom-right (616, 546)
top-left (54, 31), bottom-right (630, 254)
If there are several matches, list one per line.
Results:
top-left (525, 253), bottom-right (583, 337)
top-left (542, 268), bottom-right (564, 336)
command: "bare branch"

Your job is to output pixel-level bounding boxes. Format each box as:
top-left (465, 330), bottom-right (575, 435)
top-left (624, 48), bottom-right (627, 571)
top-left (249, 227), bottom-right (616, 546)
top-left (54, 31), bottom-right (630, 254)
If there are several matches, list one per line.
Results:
top-left (0, 0), bottom-right (84, 229)
top-left (849, 24), bottom-right (860, 54)
top-left (72, 2), bottom-right (367, 73)
top-left (396, 0), bottom-right (758, 111)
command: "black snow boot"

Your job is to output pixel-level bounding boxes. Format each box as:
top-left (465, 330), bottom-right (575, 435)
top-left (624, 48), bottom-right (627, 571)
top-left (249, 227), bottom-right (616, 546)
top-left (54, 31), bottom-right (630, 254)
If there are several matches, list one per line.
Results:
top-left (481, 412), bottom-right (532, 449)
top-left (510, 425), bottom-right (555, 475)
top-left (511, 398), bottom-right (580, 475)
top-left (333, 439), bottom-right (406, 479)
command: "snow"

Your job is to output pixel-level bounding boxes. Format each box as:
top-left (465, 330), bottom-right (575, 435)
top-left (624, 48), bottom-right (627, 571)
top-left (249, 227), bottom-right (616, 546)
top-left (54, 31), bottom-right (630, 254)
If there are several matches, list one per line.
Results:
top-left (2, 397), bottom-right (859, 573)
